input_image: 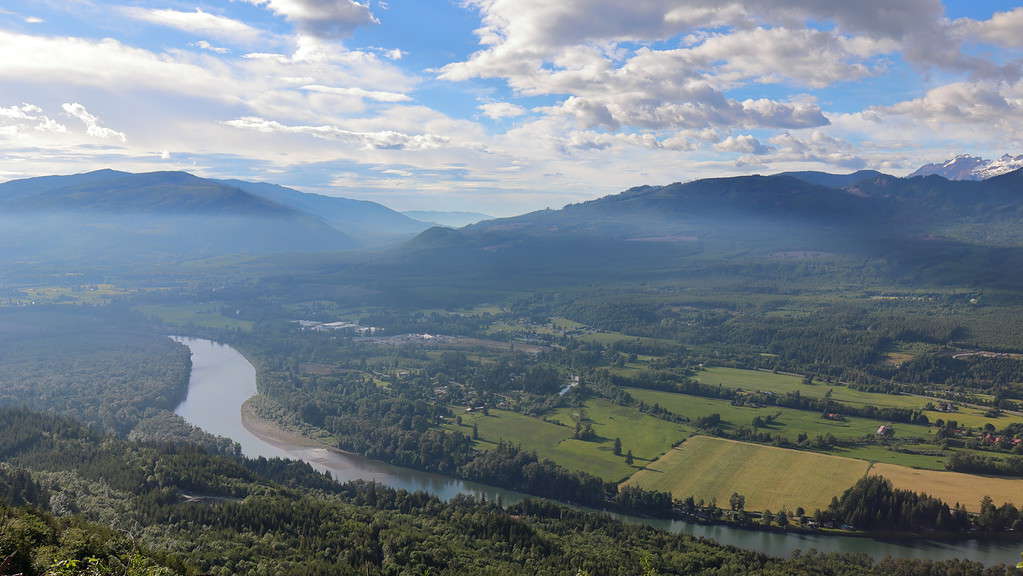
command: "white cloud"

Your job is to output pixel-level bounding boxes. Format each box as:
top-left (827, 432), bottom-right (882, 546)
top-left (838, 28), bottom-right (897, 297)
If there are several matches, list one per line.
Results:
top-left (62, 102), bottom-right (127, 142)
top-left (0, 31), bottom-right (230, 97)
top-left (715, 134), bottom-right (772, 155)
top-left (34, 116), bottom-right (67, 134)
top-left (957, 7), bottom-right (1023, 49)
top-left (191, 40), bottom-right (230, 54)
top-left (245, 0), bottom-right (377, 39)
top-left (479, 102), bottom-right (526, 119)
top-left (24, 16), bottom-right (44, 24)
top-left (301, 84), bottom-right (410, 102)
top-left (0, 31), bottom-right (416, 123)
top-left (119, 7), bottom-right (264, 45)
top-left (0, 103), bottom-right (66, 134)
top-left (0, 103), bottom-right (43, 120)
top-left (881, 81), bottom-right (1023, 129)
top-left (222, 116), bottom-right (449, 150)
top-left (765, 131), bottom-right (865, 168)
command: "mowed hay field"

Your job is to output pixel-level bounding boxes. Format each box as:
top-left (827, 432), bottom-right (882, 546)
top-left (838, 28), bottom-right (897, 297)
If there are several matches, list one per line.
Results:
top-left (694, 367), bottom-right (1023, 430)
top-left (871, 463), bottom-right (1023, 513)
top-left (624, 436), bottom-right (870, 512)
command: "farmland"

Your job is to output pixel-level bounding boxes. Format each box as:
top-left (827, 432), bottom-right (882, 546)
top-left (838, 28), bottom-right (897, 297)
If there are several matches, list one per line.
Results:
top-left (693, 367), bottom-right (1023, 430)
top-left (625, 386), bottom-right (935, 440)
top-left (870, 463), bottom-right (1023, 513)
top-left (448, 399), bottom-right (691, 482)
top-left (625, 436), bottom-right (870, 512)
top-left (135, 302), bottom-right (254, 331)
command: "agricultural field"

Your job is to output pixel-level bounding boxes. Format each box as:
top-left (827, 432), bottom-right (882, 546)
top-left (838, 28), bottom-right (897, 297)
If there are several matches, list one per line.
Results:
top-left (693, 367), bottom-right (1023, 430)
top-left (832, 445), bottom-right (947, 470)
top-left (696, 367), bottom-right (920, 410)
top-left (870, 463), bottom-right (1023, 513)
top-left (135, 302), bottom-right (255, 331)
top-left (17, 284), bottom-right (135, 305)
top-left (448, 400), bottom-right (690, 482)
top-left (625, 387), bottom-right (935, 441)
top-left (549, 399), bottom-right (691, 461)
top-left (625, 436), bottom-right (870, 512)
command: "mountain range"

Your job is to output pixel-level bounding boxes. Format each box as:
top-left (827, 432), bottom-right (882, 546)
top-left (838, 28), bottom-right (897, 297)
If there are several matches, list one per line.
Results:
top-left (909, 154), bottom-right (1023, 181)
top-left (376, 166), bottom-right (1023, 294)
top-left (0, 169), bottom-right (430, 264)
top-left (5, 166), bottom-right (1023, 281)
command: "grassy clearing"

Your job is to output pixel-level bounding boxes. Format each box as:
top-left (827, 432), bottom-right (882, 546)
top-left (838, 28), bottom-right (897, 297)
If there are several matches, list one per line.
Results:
top-left (135, 303), bottom-right (254, 331)
top-left (550, 399), bottom-right (691, 461)
top-left (447, 408), bottom-right (633, 481)
top-left (625, 436), bottom-right (870, 512)
top-left (626, 387), bottom-right (934, 441)
top-left (447, 400), bottom-right (689, 482)
top-left (870, 463), bottom-right (1023, 513)
top-left (695, 367), bottom-right (925, 410)
top-left (576, 331), bottom-right (676, 348)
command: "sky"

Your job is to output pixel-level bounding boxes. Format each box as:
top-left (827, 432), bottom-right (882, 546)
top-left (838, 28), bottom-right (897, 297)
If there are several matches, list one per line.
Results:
top-left (1, 1), bottom-right (1022, 215)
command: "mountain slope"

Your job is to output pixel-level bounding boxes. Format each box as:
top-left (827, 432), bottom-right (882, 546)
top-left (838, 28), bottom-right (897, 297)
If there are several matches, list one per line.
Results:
top-left (218, 179), bottom-right (430, 243)
top-left (778, 170), bottom-right (889, 189)
top-left (387, 170), bottom-right (1023, 289)
top-left (403, 210), bottom-right (494, 227)
top-left (0, 170), bottom-right (286, 214)
top-left (0, 170), bottom-right (357, 263)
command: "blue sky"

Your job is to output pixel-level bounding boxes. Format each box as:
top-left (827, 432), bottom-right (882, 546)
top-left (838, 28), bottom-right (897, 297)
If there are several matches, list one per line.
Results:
top-left (1, 1), bottom-right (1022, 214)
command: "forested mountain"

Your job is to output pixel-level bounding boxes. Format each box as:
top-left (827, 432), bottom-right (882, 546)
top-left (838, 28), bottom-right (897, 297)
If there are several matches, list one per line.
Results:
top-left (0, 170), bottom-right (289, 214)
top-left (386, 170), bottom-right (1023, 288)
top-left (403, 210), bottom-right (494, 227)
top-left (218, 179), bottom-right (430, 244)
top-left (0, 169), bottom-right (436, 263)
top-left (777, 170), bottom-right (889, 189)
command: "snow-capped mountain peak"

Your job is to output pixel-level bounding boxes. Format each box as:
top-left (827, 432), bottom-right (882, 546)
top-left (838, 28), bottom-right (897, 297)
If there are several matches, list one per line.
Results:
top-left (909, 153), bottom-right (1023, 180)
top-left (977, 154), bottom-right (1023, 179)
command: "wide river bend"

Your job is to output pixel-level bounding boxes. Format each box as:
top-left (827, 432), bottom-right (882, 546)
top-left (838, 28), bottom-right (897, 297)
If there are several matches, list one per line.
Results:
top-left (172, 337), bottom-right (1021, 566)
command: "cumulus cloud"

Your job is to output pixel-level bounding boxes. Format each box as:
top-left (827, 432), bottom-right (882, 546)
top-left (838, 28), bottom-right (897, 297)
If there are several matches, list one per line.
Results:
top-left (957, 7), bottom-right (1023, 49)
top-left (766, 131), bottom-right (866, 168)
top-left (222, 116), bottom-right (449, 150)
top-left (715, 134), bottom-right (772, 155)
top-left (119, 7), bottom-right (264, 45)
top-left (245, 0), bottom-right (378, 39)
top-left (479, 102), bottom-right (527, 119)
top-left (0, 103), bottom-right (43, 120)
top-left (0, 103), bottom-right (67, 134)
top-left (450, 0), bottom-right (975, 73)
top-left (62, 102), bottom-right (127, 142)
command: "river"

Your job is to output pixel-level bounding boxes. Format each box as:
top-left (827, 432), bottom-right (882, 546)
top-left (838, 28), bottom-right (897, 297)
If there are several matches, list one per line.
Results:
top-left (172, 337), bottom-right (1022, 566)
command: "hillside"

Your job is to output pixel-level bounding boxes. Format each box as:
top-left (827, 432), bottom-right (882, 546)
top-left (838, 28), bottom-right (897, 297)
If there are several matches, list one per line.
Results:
top-left (403, 210), bottom-right (494, 227)
top-left (0, 169), bottom-right (288, 214)
top-left (368, 169), bottom-right (1023, 296)
top-left (0, 169), bottom-right (357, 262)
top-left (778, 170), bottom-right (889, 189)
top-left (218, 179), bottom-right (430, 244)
